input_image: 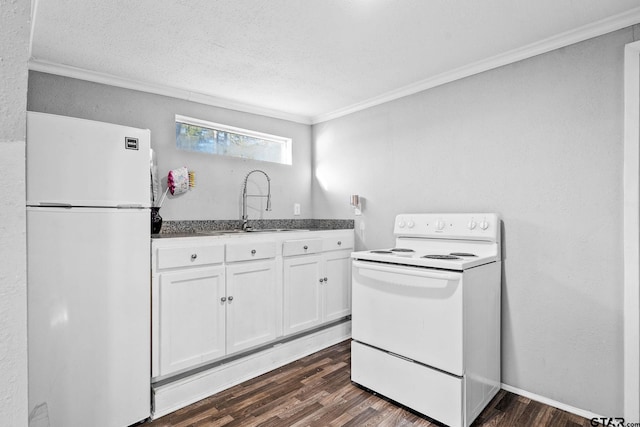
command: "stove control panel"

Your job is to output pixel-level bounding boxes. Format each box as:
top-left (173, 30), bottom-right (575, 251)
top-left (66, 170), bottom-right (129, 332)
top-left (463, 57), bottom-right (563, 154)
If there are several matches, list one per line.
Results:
top-left (394, 213), bottom-right (500, 242)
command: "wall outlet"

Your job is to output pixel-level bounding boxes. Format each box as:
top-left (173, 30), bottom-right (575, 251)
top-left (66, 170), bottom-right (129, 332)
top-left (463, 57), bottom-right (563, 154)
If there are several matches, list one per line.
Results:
top-left (294, 203), bottom-right (301, 216)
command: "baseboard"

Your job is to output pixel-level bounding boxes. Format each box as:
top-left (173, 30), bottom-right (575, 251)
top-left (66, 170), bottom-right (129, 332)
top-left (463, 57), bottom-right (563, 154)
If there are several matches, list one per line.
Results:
top-left (152, 321), bottom-right (352, 419)
top-left (501, 383), bottom-right (603, 421)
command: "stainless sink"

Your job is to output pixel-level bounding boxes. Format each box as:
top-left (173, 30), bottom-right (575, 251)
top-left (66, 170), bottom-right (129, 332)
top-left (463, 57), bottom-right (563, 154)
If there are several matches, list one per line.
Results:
top-left (195, 229), bottom-right (245, 236)
top-left (158, 229), bottom-right (310, 238)
top-left (193, 228), bottom-right (309, 236)
top-left (245, 228), bottom-right (309, 233)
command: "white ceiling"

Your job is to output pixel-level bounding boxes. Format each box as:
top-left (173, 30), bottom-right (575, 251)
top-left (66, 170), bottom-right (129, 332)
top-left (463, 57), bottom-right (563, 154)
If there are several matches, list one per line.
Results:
top-left (29, 0), bottom-right (640, 124)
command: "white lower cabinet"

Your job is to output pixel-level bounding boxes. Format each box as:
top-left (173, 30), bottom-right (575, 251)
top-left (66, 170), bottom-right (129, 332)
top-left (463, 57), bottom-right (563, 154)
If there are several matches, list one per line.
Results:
top-left (156, 259), bottom-right (278, 378)
top-left (322, 250), bottom-right (352, 322)
top-left (152, 230), bottom-right (353, 382)
top-left (158, 266), bottom-right (226, 376)
top-left (283, 241), bottom-right (352, 336)
top-left (283, 254), bottom-right (323, 334)
top-left (225, 259), bottom-right (278, 354)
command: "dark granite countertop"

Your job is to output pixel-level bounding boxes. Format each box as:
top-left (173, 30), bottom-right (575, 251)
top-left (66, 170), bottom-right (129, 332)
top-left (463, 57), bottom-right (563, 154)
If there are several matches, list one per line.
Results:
top-left (153, 219), bottom-right (354, 239)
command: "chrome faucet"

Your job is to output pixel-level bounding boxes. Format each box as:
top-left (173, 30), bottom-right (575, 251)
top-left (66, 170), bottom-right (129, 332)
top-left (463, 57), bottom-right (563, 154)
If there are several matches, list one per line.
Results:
top-left (241, 170), bottom-right (272, 231)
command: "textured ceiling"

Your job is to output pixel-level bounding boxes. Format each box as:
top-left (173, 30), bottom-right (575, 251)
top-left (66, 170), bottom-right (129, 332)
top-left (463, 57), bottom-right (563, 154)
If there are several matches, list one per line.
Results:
top-left (30, 0), bottom-right (640, 123)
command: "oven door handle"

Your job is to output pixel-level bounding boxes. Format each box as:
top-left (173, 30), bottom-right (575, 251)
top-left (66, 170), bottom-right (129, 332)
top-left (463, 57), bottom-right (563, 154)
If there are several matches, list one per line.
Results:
top-left (353, 260), bottom-right (461, 282)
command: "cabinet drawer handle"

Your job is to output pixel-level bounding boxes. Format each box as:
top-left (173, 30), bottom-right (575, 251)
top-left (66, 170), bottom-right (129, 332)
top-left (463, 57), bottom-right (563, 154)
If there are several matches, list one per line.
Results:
top-left (324, 277), bottom-right (328, 282)
top-left (191, 253), bottom-right (198, 260)
top-left (221, 297), bottom-right (227, 302)
top-left (319, 278), bottom-right (324, 283)
top-left (251, 249), bottom-right (257, 255)
top-left (228, 296), bottom-right (234, 302)
top-left (337, 241), bottom-right (342, 246)
top-left (303, 245), bottom-right (308, 250)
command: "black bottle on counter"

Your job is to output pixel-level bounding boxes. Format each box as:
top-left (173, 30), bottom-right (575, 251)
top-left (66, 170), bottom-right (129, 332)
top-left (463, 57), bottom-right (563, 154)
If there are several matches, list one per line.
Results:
top-left (151, 207), bottom-right (163, 234)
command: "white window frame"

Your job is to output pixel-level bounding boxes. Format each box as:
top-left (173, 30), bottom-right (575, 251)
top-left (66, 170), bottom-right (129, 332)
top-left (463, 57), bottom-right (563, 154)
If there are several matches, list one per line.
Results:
top-left (175, 114), bottom-right (292, 165)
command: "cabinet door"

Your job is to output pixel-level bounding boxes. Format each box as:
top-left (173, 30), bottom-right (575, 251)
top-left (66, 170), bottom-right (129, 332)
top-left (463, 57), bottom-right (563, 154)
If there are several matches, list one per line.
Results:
top-left (158, 266), bottom-right (226, 376)
top-left (226, 259), bottom-right (278, 354)
top-left (283, 255), bottom-right (323, 335)
top-left (322, 250), bottom-right (352, 322)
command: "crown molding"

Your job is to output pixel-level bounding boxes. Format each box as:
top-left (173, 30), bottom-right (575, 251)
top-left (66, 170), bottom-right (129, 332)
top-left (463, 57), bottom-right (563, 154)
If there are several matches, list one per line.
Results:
top-left (28, 59), bottom-right (313, 125)
top-left (311, 6), bottom-right (640, 124)
top-left (29, 6), bottom-right (640, 126)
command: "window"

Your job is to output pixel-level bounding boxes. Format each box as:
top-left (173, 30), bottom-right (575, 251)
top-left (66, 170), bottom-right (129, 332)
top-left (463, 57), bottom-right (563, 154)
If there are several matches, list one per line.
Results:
top-left (175, 115), bottom-right (292, 165)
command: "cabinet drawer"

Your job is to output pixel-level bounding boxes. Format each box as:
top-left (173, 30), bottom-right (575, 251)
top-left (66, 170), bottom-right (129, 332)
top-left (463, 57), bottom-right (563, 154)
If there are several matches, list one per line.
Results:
top-left (283, 239), bottom-right (323, 257)
top-left (226, 241), bottom-right (276, 262)
top-left (323, 234), bottom-right (354, 251)
top-left (351, 341), bottom-right (463, 427)
top-left (156, 245), bottom-right (225, 270)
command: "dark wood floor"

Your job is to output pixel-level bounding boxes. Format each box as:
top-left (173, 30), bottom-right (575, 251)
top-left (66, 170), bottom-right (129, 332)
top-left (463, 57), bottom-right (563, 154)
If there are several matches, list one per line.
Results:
top-left (146, 340), bottom-right (593, 427)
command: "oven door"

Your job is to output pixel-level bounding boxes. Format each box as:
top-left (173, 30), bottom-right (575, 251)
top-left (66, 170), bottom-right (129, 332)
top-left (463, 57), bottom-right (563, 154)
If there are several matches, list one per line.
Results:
top-left (352, 260), bottom-right (464, 376)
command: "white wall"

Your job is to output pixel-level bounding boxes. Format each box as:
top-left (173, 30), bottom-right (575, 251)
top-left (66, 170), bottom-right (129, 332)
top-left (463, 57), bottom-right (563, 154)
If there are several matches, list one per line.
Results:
top-left (312, 27), bottom-right (634, 416)
top-left (27, 72), bottom-right (314, 222)
top-left (0, 0), bottom-right (30, 424)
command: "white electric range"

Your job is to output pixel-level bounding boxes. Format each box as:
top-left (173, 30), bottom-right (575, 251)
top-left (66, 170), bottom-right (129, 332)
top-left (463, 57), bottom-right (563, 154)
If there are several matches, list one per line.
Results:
top-left (350, 213), bottom-right (502, 427)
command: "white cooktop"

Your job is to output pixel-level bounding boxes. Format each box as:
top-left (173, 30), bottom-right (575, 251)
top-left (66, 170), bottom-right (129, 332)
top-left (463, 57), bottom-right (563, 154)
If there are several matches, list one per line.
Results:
top-left (351, 213), bottom-right (501, 271)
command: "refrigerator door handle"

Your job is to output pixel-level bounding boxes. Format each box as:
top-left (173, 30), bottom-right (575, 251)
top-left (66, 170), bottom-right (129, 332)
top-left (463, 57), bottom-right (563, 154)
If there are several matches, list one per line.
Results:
top-left (116, 204), bottom-right (146, 209)
top-left (34, 202), bottom-right (73, 208)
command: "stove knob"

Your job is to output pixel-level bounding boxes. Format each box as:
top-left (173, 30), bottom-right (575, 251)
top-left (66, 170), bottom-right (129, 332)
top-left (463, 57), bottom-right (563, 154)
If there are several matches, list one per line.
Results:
top-left (436, 220), bottom-right (445, 230)
top-left (407, 220), bottom-right (415, 228)
top-left (480, 220), bottom-right (489, 230)
top-left (398, 220), bottom-right (406, 228)
top-left (468, 220), bottom-right (477, 230)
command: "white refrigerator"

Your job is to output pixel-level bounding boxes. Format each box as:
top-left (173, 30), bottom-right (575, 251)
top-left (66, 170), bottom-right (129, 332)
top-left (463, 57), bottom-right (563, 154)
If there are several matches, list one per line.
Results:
top-left (26, 112), bottom-right (151, 427)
